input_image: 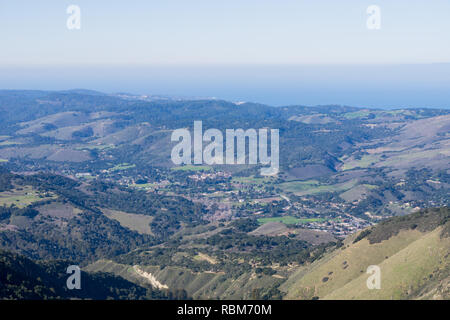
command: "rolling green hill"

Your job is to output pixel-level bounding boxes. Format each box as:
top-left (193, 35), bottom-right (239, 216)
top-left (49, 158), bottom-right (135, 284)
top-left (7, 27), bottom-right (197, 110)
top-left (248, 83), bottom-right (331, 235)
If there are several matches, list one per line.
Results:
top-left (0, 90), bottom-right (449, 300)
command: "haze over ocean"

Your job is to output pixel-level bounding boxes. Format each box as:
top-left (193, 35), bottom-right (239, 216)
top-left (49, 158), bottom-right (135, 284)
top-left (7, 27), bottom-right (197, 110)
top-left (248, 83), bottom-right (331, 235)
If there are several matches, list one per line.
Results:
top-left (1, 64), bottom-right (449, 109)
top-left (1, 1), bottom-right (449, 108)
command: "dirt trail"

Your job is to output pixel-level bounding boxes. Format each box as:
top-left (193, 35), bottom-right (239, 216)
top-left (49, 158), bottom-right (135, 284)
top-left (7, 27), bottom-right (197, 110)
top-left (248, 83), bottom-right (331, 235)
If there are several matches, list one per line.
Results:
top-left (133, 265), bottom-right (169, 290)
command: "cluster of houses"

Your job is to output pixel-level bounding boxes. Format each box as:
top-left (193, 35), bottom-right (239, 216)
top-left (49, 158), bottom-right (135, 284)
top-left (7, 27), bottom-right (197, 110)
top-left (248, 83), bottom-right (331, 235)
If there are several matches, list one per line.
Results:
top-left (188, 171), bottom-right (231, 181)
top-left (303, 216), bottom-right (371, 237)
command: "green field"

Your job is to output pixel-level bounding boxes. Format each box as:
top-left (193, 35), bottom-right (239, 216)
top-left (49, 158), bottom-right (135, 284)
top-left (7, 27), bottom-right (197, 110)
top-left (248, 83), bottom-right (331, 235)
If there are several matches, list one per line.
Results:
top-left (0, 159), bottom-right (8, 163)
top-left (108, 163), bottom-right (136, 172)
top-left (171, 165), bottom-right (212, 172)
top-left (0, 186), bottom-right (57, 208)
top-left (382, 109), bottom-right (414, 116)
top-left (342, 155), bottom-right (380, 171)
top-left (278, 180), bottom-right (320, 193)
top-left (279, 179), bottom-right (358, 196)
top-left (342, 110), bottom-right (372, 119)
top-left (232, 176), bottom-right (274, 185)
top-left (258, 216), bottom-right (325, 225)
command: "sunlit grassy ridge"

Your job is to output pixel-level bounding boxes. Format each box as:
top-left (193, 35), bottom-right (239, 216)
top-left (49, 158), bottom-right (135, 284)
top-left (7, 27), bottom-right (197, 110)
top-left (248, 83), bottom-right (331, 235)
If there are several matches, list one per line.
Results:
top-left (281, 208), bottom-right (450, 300)
top-left (324, 227), bottom-right (449, 299)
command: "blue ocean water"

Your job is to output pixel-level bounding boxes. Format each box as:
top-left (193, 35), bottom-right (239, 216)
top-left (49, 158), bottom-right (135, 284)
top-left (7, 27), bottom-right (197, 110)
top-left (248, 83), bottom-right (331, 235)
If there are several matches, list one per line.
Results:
top-left (1, 64), bottom-right (449, 109)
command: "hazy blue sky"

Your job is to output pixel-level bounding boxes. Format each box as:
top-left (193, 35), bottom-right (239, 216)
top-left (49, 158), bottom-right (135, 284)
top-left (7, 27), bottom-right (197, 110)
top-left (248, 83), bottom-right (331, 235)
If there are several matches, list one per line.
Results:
top-left (1, 1), bottom-right (449, 107)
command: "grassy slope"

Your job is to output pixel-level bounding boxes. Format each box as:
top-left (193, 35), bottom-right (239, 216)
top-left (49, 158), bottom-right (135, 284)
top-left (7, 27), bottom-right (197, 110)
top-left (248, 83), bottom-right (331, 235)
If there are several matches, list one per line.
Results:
top-left (324, 227), bottom-right (449, 299)
top-left (281, 229), bottom-right (423, 299)
top-left (103, 209), bottom-right (154, 235)
top-left (282, 227), bottom-right (449, 300)
top-left (85, 259), bottom-right (283, 299)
